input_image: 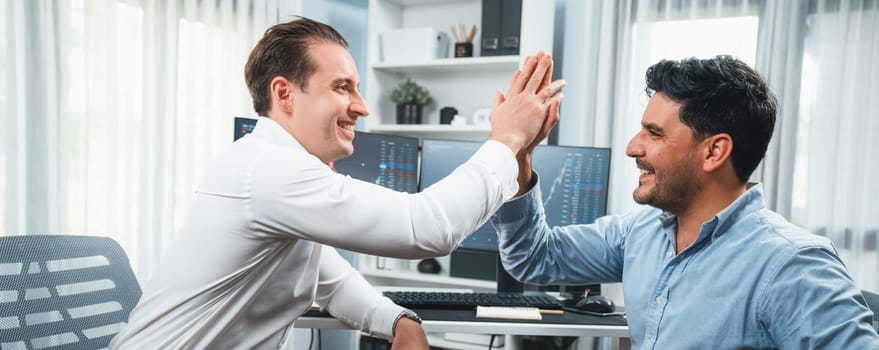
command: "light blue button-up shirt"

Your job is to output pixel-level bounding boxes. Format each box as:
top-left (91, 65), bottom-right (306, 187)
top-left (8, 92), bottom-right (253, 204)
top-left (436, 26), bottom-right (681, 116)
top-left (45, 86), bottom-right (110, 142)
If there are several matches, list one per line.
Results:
top-left (493, 180), bottom-right (879, 349)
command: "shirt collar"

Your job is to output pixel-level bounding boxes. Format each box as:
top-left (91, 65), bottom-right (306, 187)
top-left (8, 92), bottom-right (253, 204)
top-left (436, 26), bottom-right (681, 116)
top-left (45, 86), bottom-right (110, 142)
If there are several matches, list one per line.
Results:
top-left (250, 116), bottom-right (306, 151)
top-left (658, 182), bottom-right (766, 244)
top-left (709, 182), bottom-right (765, 239)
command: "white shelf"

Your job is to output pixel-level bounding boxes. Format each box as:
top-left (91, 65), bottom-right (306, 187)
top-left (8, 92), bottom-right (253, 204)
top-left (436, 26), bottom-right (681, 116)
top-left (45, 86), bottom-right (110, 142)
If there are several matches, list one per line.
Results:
top-left (370, 124), bottom-right (489, 132)
top-left (373, 56), bottom-right (520, 75)
top-left (368, 124), bottom-right (490, 141)
top-left (370, 123), bottom-right (488, 133)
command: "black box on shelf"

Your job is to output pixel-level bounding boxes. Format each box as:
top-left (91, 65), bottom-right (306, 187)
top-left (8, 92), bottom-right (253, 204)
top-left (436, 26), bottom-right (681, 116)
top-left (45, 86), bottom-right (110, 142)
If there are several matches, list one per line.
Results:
top-left (481, 0), bottom-right (522, 56)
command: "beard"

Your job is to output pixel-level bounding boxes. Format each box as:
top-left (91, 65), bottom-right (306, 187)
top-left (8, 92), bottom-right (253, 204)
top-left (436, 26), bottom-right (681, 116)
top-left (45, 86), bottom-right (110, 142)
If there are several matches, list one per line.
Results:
top-left (633, 152), bottom-right (701, 214)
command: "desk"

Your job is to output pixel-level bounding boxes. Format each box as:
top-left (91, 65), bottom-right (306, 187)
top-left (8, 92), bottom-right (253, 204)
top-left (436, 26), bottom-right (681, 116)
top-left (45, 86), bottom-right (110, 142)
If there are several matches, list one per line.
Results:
top-left (294, 308), bottom-right (629, 338)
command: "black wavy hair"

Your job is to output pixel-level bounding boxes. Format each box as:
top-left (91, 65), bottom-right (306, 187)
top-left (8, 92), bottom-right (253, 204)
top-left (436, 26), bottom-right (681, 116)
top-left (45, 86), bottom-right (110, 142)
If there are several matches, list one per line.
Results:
top-left (645, 55), bottom-right (777, 183)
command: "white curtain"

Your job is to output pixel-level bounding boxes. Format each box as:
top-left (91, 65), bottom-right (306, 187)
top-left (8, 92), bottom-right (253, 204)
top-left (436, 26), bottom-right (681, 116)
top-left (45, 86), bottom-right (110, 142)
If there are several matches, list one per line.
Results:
top-left (2, 0), bottom-right (300, 281)
top-left (560, 0), bottom-right (878, 295)
top-left (795, 0), bottom-right (878, 292)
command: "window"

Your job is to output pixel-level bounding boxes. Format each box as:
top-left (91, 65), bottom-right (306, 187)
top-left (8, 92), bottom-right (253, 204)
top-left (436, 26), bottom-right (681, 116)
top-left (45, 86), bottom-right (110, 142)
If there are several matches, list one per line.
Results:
top-left (2, 0), bottom-right (279, 277)
top-left (1, 0), bottom-right (7, 230)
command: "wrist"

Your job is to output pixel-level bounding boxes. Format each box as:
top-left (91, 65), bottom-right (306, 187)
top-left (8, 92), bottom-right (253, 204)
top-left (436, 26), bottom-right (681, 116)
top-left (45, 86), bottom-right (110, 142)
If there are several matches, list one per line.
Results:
top-left (514, 167), bottom-right (536, 197)
top-left (488, 134), bottom-right (526, 155)
top-left (392, 309), bottom-right (422, 337)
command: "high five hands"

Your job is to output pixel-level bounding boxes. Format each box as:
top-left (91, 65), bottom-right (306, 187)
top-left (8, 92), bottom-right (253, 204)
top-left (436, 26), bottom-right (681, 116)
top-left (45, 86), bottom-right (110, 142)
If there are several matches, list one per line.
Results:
top-left (488, 51), bottom-right (565, 157)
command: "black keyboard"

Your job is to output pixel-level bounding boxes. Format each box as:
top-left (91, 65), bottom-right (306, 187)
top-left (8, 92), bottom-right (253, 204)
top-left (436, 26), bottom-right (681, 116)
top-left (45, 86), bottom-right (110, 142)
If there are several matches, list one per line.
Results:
top-left (383, 291), bottom-right (563, 309)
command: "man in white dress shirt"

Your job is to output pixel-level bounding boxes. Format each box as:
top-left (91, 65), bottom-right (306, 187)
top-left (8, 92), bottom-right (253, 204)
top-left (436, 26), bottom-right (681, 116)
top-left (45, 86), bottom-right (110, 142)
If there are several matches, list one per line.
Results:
top-left (110, 17), bottom-right (564, 349)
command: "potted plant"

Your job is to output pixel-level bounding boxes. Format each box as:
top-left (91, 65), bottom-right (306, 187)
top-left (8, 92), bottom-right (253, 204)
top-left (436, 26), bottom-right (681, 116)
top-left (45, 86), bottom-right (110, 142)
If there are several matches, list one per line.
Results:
top-left (390, 78), bottom-right (432, 124)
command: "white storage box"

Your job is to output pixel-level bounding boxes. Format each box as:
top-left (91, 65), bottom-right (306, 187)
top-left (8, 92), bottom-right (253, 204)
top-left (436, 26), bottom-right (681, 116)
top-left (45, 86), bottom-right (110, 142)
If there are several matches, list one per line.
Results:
top-left (380, 27), bottom-right (450, 63)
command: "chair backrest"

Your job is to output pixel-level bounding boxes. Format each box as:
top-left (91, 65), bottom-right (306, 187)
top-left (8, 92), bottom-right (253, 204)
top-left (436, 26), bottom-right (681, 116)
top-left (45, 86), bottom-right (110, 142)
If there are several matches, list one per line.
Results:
top-left (0, 235), bottom-right (142, 349)
top-left (864, 290), bottom-right (879, 331)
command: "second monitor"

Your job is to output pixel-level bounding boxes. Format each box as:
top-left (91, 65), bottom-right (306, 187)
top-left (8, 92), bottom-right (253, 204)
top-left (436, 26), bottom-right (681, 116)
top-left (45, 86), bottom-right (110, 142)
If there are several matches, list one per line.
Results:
top-left (420, 139), bottom-right (611, 292)
top-left (333, 131), bottom-right (419, 194)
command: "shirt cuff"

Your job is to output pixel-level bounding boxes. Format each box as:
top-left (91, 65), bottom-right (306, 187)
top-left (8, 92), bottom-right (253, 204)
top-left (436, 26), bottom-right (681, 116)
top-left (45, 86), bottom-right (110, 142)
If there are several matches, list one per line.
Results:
top-left (495, 172), bottom-right (543, 223)
top-left (366, 299), bottom-right (408, 341)
top-left (471, 140), bottom-right (519, 199)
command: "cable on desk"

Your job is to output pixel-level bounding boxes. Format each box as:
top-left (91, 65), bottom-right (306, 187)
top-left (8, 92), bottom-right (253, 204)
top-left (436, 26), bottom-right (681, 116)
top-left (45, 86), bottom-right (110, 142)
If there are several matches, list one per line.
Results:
top-left (488, 334), bottom-right (496, 349)
top-left (308, 329), bottom-right (322, 350)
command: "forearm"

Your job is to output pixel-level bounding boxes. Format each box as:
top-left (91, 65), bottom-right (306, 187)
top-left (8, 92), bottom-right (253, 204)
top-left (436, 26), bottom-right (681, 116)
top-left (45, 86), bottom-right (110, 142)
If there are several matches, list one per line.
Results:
top-left (316, 249), bottom-right (404, 341)
top-left (493, 177), bottom-right (625, 285)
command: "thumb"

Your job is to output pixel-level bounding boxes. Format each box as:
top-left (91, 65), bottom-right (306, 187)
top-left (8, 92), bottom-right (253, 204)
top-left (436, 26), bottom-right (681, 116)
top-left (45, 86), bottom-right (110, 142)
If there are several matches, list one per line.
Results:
top-left (493, 89), bottom-right (505, 108)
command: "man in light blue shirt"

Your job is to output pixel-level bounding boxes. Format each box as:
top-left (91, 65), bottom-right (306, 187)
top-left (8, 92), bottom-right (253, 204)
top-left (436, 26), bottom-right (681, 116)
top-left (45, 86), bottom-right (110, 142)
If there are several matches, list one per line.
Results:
top-left (493, 56), bottom-right (879, 349)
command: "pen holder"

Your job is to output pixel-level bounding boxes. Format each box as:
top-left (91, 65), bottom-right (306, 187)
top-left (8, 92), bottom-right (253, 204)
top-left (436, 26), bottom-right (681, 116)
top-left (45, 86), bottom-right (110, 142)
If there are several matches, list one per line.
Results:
top-left (454, 42), bottom-right (473, 58)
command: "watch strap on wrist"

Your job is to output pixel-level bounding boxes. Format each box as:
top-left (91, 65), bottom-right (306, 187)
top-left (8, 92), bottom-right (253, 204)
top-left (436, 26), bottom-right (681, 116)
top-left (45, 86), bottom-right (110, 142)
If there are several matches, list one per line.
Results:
top-left (392, 309), bottom-right (422, 336)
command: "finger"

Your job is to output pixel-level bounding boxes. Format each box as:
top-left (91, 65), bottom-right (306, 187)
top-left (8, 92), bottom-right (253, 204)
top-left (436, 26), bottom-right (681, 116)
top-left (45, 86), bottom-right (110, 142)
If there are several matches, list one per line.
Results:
top-left (539, 55), bottom-right (554, 91)
top-left (541, 79), bottom-right (567, 103)
top-left (492, 89), bottom-right (505, 109)
top-left (525, 53), bottom-right (552, 93)
top-left (544, 97), bottom-right (561, 128)
top-left (511, 55), bottom-right (538, 94)
top-left (549, 94), bottom-right (562, 122)
top-left (506, 69), bottom-right (521, 97)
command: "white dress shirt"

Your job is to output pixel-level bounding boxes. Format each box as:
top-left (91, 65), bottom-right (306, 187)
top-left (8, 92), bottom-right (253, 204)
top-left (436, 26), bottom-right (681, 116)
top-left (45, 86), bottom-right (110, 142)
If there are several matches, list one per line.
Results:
top-left (110, 117), bottom-right (518, 349)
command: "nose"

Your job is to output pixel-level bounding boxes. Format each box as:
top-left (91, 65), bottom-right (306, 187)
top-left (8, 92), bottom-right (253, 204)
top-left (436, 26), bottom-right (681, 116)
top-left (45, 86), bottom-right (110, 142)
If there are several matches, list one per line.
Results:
top-left (625, 131), bottom-right (643, 158)
top-left (349, 91), bottom-right (369, 118)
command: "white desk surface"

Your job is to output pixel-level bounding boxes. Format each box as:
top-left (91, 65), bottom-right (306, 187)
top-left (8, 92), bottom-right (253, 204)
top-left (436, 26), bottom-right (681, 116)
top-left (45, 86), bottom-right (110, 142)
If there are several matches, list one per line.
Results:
top-left (293, 314), bottom-right (629, 338)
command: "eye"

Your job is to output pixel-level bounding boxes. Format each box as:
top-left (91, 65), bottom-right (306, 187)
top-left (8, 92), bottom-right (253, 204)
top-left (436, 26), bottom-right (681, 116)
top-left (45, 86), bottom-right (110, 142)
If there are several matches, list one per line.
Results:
top-left (335, 84), bottom-right (349, 92)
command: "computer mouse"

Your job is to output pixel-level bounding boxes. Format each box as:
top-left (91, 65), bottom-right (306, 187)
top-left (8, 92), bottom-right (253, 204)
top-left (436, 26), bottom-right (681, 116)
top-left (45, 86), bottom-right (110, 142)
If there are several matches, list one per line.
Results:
top-left (574, 295), bottom-right (616, 313)
top-left (416, 258), bottom-right (441, 274)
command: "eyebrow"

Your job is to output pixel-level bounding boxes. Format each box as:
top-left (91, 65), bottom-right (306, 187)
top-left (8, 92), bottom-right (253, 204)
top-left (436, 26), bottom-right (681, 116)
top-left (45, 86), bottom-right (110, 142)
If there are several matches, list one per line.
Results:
top-left (643, 122), bottom-right (664, 134)
top-left (331, 78), bottom-right (358, 87)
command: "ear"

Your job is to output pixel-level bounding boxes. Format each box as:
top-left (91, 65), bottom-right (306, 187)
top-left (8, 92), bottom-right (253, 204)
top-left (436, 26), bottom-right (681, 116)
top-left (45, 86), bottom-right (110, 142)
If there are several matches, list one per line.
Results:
top-left (270, 76), bottom-right (295, 114)
top-left (702, 133), bottom-right (733, 173)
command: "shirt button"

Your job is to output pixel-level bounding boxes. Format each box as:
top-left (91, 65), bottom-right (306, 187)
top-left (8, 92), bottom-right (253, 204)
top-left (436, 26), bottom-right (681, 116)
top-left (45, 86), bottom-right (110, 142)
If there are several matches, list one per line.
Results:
top-left (666, 251), bottom-right (673, 257)
top-left (656, 295), bottom-right (665, 303)
top-left (645, 338), bottom-right (653, 346)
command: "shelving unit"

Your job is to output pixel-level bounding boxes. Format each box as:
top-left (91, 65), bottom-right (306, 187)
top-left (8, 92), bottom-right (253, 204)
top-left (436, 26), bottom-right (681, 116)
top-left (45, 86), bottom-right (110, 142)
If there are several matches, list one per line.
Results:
top-left (365, 0), bottom-right (554, 139)
top-left (361, 1), bottom-right (555, 347)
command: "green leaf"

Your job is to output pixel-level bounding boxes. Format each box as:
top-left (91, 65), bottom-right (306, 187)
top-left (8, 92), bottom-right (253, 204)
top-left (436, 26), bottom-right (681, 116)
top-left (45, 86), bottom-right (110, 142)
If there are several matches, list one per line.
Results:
top-left (389, 78), bottom-right (432, 106)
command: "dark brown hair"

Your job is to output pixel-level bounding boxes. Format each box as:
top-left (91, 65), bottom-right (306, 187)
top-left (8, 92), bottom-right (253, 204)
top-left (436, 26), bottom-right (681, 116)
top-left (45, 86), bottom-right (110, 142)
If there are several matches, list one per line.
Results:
top-left (244, 16), bottom-right (348, 116)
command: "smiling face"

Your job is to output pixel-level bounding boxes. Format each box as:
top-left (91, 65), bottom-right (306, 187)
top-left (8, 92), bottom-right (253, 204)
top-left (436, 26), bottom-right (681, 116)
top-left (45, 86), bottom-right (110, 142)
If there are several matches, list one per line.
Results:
top-left (625, 93), bottom-right (703, 214)
top-left (285, 41), bottom-right (368, 164)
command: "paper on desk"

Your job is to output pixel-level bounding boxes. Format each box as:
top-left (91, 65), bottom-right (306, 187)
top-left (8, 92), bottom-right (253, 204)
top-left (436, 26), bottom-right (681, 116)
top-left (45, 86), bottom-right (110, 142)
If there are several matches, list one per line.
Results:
top-left (475, 306), bottom-right (542, 320)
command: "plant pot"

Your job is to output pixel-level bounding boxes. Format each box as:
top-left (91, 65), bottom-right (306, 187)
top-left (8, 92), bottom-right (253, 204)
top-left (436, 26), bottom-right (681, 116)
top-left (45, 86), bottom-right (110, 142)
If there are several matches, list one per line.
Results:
top-left (396, 104), bottom-right (423, 124)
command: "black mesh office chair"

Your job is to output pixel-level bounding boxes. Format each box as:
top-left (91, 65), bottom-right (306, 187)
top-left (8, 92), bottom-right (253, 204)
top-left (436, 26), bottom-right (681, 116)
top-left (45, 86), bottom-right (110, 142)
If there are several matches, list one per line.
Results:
top-left (864, 290), bottom-right (879, 331)
top-left (0, 235), bottom-right (142, 349)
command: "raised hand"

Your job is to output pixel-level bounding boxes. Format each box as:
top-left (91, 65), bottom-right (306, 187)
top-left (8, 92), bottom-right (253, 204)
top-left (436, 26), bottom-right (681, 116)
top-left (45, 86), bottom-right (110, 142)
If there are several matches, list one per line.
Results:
top-left (488, 51), bottom-right (565, 156)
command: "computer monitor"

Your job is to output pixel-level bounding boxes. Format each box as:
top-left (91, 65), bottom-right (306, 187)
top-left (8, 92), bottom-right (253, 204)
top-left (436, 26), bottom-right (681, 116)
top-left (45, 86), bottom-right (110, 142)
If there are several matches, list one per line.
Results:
top-left (233, 117), bottom-right (258, 141)
top-left (333, 131), bottom-right (419, 193)
top-left (419, 140), bottom-right (612, 252)
top-left (531, 145), bottom-right (611, 230)
top-left (531, 144), bottom-right (611, 298)
top-left (420, 139), bottom-right (612, 295)
top-left (419, 139), bottom-right (496, 250)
